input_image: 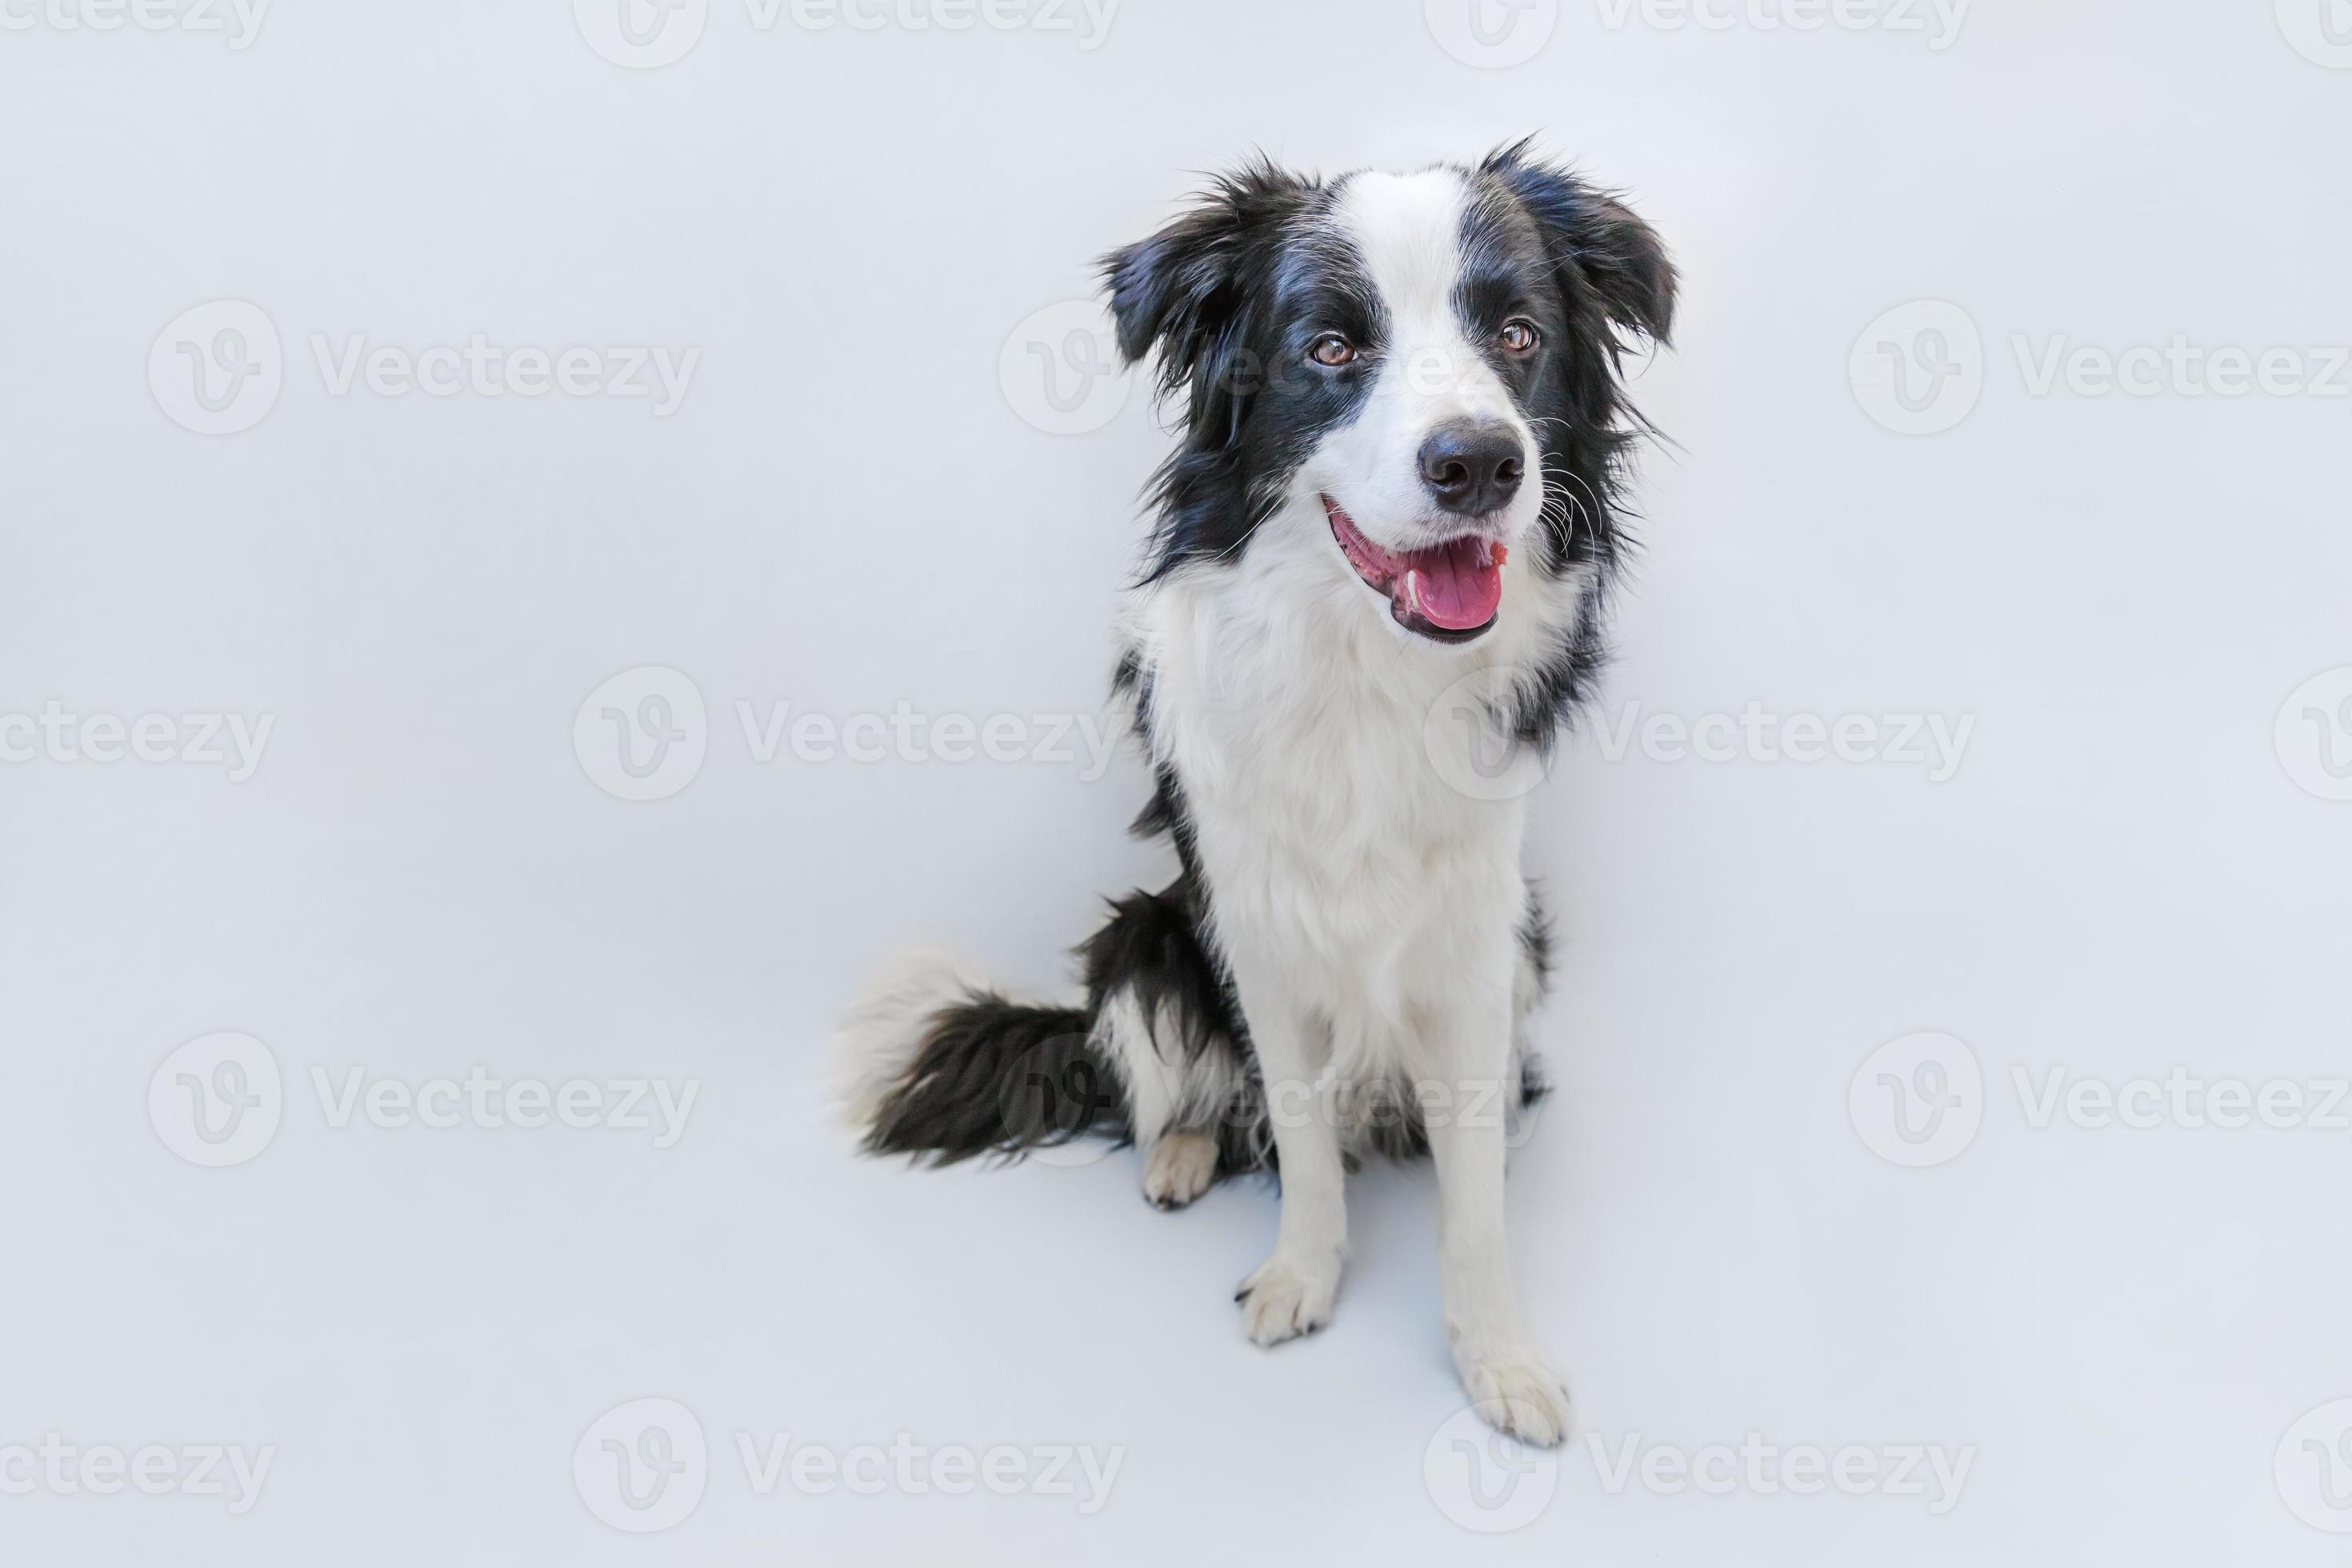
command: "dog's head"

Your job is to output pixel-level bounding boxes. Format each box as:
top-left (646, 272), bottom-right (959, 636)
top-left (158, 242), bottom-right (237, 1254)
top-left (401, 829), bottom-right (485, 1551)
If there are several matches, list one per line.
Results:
top-left (1103, 142), bottom-right (1674, 646)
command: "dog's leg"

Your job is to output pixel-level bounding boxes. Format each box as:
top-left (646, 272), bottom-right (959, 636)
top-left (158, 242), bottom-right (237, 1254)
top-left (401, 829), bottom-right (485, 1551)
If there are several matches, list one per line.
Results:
top-left (1228, 957), bottom-right (1345, 1345)
top-left (1422, 985), bottom-right (1570, 1446)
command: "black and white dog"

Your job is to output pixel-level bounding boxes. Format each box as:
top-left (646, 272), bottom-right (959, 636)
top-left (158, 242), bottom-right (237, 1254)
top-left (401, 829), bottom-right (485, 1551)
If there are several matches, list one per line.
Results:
top-left (835, 142), bottom-right (1674, 1445)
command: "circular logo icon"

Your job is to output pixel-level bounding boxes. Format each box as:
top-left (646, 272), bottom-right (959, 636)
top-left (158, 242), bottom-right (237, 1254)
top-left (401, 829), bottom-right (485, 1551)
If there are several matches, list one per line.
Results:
top-left (574, 0), bottom-right (708, 67)
top-left (574, 666), bottom-right (708, 802)
top-left (149, 1032), bottom-right (282, 1167)
top-left (1425, 0), bottom-right (1560, 69)
top-left (1849, 300), bottom-right (1984, 435)
top-left (1424, 667), bottom-right (1548, 802)
top-left (1848, 1031), bottom-right (1983, 1167)
top-left (150, 301), bottom-right (282, 436)
top-left (997, 1034), bottom-right (1117, 1168)
top-left (2278, 1400), bottom-right (2352, 1531)
top-left (2277, 0), bottom-right (2352, 68)
top-left (2275, 667), bottom-right (2352, 802)
top-left (1422, 1404), bottom-right (1559, 1532)
top-left (999, 300), bottom-right (1130, 436)
top-left (574, 1398), bottom-right (707, 1533)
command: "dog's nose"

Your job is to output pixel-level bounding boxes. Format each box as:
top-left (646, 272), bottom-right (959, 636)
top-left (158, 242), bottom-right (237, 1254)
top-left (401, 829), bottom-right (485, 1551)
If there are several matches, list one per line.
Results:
top-left (1418, 421), bottom-right (1525, 516)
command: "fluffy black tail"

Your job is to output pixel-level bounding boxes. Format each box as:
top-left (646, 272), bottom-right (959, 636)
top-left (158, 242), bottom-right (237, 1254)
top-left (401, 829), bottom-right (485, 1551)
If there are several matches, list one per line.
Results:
top-left (834, 951), bottom-right (1127, 1163)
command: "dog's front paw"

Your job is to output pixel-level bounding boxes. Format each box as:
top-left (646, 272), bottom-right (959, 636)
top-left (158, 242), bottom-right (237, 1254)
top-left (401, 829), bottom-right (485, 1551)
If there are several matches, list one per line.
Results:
top-left (1235, 1250), bottom-right (1340, 1346)
top-left (1142, 1131), bottom-right (1219, 1210)
top-left (1456, 1347), bottom-right (1570, 1447)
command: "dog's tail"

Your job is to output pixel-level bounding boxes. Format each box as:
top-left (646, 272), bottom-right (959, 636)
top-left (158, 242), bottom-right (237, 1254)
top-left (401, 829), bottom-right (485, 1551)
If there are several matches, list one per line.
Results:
top-left (831, 950), bottom-right (1127, 1162)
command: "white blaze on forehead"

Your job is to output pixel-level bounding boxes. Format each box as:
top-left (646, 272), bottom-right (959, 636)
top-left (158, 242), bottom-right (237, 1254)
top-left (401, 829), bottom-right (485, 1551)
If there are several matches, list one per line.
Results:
top-left (1333, 169), bottom-right (1471, 347)
top-left (1309, 167), bottom-right (1533, 551)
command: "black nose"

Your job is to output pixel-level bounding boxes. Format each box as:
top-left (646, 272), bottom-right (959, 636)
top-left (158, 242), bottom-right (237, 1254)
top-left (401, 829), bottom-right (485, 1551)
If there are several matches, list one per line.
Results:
top-left (1418, 421), bottom-right (1525, 516)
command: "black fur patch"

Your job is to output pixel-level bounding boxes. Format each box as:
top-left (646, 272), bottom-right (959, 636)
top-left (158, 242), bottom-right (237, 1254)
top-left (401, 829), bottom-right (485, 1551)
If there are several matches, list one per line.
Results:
top-left (863, 996), bottom-right (1121, 1166)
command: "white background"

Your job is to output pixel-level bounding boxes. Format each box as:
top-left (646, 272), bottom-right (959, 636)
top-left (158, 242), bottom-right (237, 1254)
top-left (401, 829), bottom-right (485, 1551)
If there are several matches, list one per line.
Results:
top-left (5, 1), bottom-right (2350, 1562)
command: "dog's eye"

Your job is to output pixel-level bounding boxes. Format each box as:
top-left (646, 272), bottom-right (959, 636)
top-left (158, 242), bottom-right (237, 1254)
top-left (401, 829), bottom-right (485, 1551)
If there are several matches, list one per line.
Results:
top-left (1499, 320), bottom-right (1540, 354)
top-left (1309, 334), bottom-right (1355, 368)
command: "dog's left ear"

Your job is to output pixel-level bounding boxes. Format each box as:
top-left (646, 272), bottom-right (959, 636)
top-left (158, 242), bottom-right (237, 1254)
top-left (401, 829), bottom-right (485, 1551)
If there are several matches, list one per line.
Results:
top-left (1099, 158), bottom-right (1315, 413)
top-left (1482, 141), bottom-right (1676, 346)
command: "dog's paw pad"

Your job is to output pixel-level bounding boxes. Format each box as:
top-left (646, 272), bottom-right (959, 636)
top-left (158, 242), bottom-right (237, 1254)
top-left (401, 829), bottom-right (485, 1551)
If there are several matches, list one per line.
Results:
top-left (1142, 1132), bottom-right (1219, 1210)
top-left (1236, 1253), bottom-right (1339, 1346)
top-left (1458, 1350), bottom-right (1570, 1447)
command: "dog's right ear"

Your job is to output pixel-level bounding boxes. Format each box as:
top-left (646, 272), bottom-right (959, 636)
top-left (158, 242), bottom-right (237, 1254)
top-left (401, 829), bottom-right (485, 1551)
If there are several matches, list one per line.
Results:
top-left (1100, 158), bottom-right (1314, 408)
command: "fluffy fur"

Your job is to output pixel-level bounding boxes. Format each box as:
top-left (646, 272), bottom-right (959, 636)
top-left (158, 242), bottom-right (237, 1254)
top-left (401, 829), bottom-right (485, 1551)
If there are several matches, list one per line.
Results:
top-left (835, 141), bottom-right (1674, 1445)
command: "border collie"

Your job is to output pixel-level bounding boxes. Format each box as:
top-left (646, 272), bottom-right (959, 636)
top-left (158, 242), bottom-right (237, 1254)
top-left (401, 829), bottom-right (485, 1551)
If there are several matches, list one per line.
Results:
top-left (834, 141), bottom-right (1674, 1445)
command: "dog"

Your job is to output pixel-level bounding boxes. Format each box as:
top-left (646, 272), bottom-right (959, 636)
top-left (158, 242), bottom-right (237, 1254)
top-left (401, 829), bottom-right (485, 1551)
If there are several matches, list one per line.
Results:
top-left (834, 141), bottom-right (1674, 1445)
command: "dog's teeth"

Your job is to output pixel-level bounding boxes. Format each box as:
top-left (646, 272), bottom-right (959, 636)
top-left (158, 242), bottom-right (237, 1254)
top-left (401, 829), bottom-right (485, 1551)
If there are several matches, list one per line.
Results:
top-left (1403, 570), bottom-right (1426, 614)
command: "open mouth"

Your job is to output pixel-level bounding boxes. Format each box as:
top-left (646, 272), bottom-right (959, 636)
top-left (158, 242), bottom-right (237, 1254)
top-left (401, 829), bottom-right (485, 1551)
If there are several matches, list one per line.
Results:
top-left (1322, 497), bottom-right (1506, 643)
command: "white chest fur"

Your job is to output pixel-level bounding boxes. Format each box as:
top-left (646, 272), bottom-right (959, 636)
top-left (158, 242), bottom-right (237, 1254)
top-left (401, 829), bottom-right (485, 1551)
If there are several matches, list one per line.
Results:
top-left (1126, 505), bottom-right (1563, 1034)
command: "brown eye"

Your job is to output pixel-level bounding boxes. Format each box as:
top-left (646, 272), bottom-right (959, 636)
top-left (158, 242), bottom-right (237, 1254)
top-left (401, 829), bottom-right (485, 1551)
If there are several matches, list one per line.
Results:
top-left (1310, 334), bottom-right (1355, 367)
top-left (1500, 319), bottom-right (1540, 354)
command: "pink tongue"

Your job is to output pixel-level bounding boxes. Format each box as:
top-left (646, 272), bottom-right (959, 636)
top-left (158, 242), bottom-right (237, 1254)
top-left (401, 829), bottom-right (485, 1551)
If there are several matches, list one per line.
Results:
top-left (1402, 537), bottom-right (1503, 631)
